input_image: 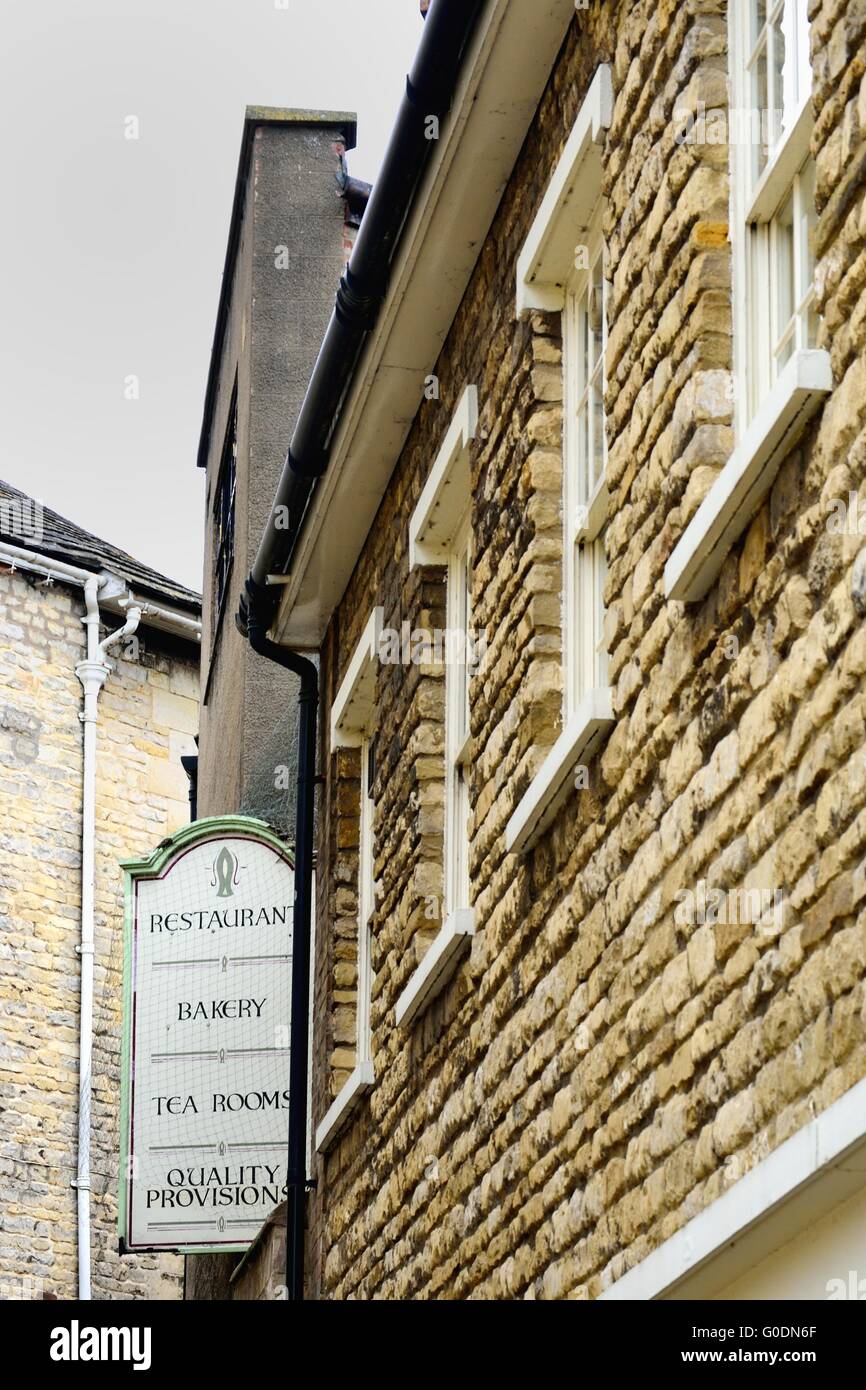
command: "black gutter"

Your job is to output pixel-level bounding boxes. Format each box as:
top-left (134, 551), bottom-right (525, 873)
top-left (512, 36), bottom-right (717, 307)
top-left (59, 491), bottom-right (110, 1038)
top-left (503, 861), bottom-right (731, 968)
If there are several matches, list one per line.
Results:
top-left (237, 0), bottom-right (486, 638)
top-left (246, 616), bottom-right (317, 1303)
top-left (236, 0), bottom-right (485, 1302)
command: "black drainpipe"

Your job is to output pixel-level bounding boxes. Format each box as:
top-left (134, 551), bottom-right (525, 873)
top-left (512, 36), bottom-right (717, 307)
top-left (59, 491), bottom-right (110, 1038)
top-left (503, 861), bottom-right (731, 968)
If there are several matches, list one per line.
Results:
top-left (180, 753), bottom-right (198, 821)
top-left (236, 0), bottom-right (485, 1303)
top-left (246, 606), bottom-right (317, 1304)
top-left (237, 0), bottom-right (485, 639)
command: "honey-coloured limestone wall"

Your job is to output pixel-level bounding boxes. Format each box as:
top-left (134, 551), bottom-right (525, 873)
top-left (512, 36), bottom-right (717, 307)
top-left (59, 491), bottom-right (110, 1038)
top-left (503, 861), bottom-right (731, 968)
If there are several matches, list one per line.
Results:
top-left (0, 566), bottom-right (198, 1300)
top-left (306, 0), bottom-right (866, 1300)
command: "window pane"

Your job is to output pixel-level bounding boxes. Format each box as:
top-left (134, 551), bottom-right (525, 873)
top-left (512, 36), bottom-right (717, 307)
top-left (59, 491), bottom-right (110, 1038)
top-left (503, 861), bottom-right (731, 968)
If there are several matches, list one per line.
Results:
top-left (577, 401), bottom-right (590, 503)
top-left (774, 190), bottom-right (795, 371)
top-left (771, 5), bottom-right (786, 138)
top-left (795, 0), bottom-right (811, 106)
top-left (591, 373), bottom-right (604, 498)
top-left (357, 736), bottom-right (375, 1061)
top-left (456, 771), bottom-right (469, 909)
top-left (459, 549), bottom-right (470, 742)
top-left (214, 407), bottom-right (237, 618)
top-left (777, 329), bottom-right (794, 371)
top-left (360, 742), bottom-right (375, 929)
top-left (573, 536), bottom-right (608, 700)
top-left (751, 0), bottom-right (767, 46)
top-left (752, 41), bottom-right (770, 176)
top-left (797, 159), bottom-right (818, 347)
top-left (571, 248), bottom-right (605, 511)
top-left (590, 255), bottom-right (603, 370)
top-left (446, 531), bottom-right (471, 913)
top-left (594, 535), bottom-right (608, 689)
top-left (579, 545), bottom-right (589, 699)
top-left (566, 232), bottom-right (607, 717)
top-left (581, 299), bottom-right (591, 390)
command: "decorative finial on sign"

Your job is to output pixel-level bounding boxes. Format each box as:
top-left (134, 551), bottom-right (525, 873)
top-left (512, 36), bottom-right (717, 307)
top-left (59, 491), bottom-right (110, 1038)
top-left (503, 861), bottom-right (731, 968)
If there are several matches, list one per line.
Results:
top-left (213, 845), bottom-right (239, 898)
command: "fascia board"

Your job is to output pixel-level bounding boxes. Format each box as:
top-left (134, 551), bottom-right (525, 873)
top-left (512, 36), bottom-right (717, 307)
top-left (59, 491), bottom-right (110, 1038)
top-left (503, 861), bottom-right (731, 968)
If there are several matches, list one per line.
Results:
top-left (272, 0), bottom-right (577, 649)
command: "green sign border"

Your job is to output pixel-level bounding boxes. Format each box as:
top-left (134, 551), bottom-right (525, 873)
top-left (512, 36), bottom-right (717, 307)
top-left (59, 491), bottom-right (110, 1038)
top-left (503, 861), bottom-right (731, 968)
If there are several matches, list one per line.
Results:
top-left (118, 815), bottom-right (295, 1257)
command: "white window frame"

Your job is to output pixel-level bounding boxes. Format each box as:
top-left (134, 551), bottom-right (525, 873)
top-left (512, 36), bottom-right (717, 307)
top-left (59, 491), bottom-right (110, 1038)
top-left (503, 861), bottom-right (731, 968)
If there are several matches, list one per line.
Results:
top-left (398, 388), bottom-right (478, 1028)
top-left (356, 734), bottom-right (375, 1065)
top-left (508, 65), bottom-right (615, 856)
top-left (409, 385), bottom-right (477, 567)
top-left (444, 511), bottom-right (472, 919)
top-left (516, 64), bottom-right (612, 315)
top-left (665, 0), bottom-right (831, 603)
top-left (601, 1073), bottom-right (866, 1300)
top-left (563, 216), bottom-right (609, 719)
top-left (734, 0), bottom-right (819, 424)
top-left (315, 611), bottom-right (378, 1154)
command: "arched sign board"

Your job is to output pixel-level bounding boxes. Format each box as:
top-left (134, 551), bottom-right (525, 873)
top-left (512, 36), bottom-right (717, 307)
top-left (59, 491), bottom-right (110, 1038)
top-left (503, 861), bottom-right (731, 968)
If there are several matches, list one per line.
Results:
top-left (118, 817), bottom-right (294, 1254)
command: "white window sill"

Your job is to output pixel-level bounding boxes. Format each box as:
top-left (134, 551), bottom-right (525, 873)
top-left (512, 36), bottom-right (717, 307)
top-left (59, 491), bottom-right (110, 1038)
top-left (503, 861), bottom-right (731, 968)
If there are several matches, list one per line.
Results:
top-left (665, 348), bottom-right (832, 604)
top-left (601, 1072), bottom-right (866, 1301)
top-left (314, 1060), bottom-right (374, 1155)
top-left (746, 97), bottom-right (812, 224)
top-left (395, 909), bottom-right (475, 1028)
top-left (575, 475), bottom-right (608, 543)
top-left (506, 687), bottom-right (614, 854)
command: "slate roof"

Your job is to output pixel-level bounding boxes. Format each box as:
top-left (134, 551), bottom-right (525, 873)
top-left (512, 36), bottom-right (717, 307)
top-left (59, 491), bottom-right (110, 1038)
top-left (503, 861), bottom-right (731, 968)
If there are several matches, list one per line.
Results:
top-left (0, 478), bottom-right (201, 614)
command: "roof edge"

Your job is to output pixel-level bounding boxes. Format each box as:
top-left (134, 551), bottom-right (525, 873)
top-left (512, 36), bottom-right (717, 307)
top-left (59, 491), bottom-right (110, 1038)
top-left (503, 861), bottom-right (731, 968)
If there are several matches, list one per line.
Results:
top-left (271, 0), bottom-right (577, 647)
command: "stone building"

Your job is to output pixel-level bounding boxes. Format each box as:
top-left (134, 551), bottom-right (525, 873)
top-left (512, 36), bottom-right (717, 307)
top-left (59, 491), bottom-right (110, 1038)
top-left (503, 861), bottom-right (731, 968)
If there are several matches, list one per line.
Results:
top-left (194, 106), bottom-right (361, 840)
top-left (0, 481), bottom-right (201, 1300)
top-left (201, 0), bottom-right (866, 1299)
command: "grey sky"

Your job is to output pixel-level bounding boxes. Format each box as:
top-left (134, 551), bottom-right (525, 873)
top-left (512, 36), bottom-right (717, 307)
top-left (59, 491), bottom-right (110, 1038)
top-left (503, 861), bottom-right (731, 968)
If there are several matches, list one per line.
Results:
top-left (0, 0), bottom-right (421, 590)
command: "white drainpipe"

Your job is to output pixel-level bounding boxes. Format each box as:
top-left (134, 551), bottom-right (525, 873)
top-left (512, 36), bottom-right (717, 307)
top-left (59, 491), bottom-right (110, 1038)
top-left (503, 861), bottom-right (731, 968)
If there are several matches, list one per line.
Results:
top-left (0, 540), bottom-right (199, 1298)
top-left (74, 579), bottom-right (142, 1300)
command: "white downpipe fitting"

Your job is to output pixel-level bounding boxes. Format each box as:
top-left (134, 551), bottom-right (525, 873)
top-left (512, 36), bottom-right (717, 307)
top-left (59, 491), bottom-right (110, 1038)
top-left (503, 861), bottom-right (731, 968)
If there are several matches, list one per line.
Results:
top-left (74, 580), bottom-right (141, 1301)
top-left (0, 540), bottom-right (201, 642)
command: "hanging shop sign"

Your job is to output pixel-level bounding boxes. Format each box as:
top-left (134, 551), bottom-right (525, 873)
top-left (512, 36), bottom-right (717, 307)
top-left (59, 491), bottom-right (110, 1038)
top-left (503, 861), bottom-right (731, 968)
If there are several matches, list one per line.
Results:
top-left (118, 817), bottom-right (294, 1254)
